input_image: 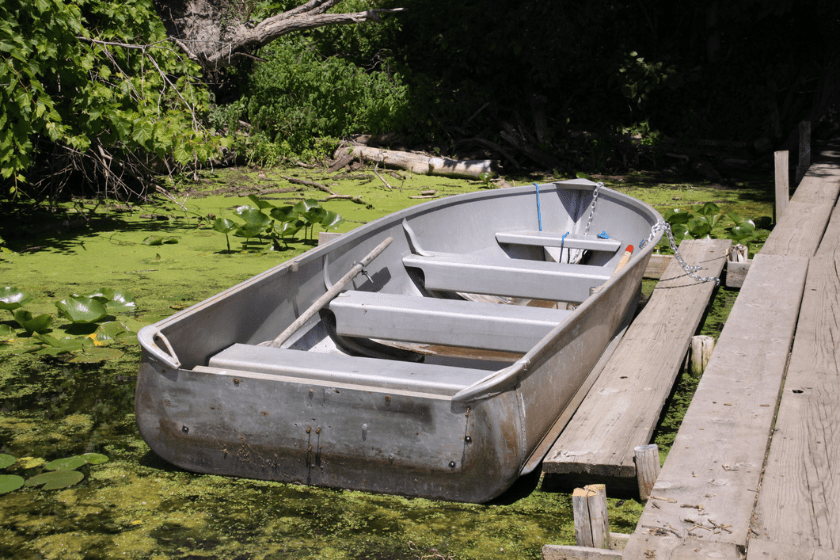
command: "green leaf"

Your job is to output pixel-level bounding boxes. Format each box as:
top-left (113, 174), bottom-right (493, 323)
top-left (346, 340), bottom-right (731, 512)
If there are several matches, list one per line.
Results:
top-left (0, 287), bottom-right (34, 310)
top-left (94, 321), bottom-right (129, 342)
top-left (212, 217), bottom-right (237, 234)
top-left (687, 217), bottom-right (711, 238)
top-left (319, 210), bottom-right (344, 230)
top-left (55, 297), bottom-right (108, 324)
top-left (45, 456), bottom-right (87, 471)
top-left (697, 202), bottom-right (720, 217)
top-left (663, 209), bottom-right (691, 225)
top-left (13, 309), bottom-right (53, 333)
top-left (269, 206), bottom-right (297, 222)
top-left (0, 475), bottom-right (24, 495)
top-left (81, 453), bottom-right (109, 465)
top-left (0, 454), bottom-right (15, 469)
top-left (25, 470), bottom-right (84, 490)
top-left (727, 212), bottom-right (746, 226)
top-left (246, 194), bottom-right (274, 209)
top-left (97, 289), bottom-right (136, 312)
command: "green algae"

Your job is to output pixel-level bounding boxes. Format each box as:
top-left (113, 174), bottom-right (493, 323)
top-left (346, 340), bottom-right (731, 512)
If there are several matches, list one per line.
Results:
top-left (0, 166), bottom-right (772, 559)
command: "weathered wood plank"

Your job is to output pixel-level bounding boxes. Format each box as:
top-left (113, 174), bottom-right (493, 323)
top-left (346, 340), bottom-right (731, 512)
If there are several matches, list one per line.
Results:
top-left (543, 239), bottom-right (730, 477)
top-left (762, 162), bottom-right (840, 258)
top-left (747, 538), bottom-right (840, 560)
top-left (643, 254), bottom-right (672, 279)
top-left (815, 197), bottom-right (840, 258)
top-left (622, 535), bottom-right (742, 560)
top-left (751, 255), bottom-right (840, 551)
top-left (622, 254), bottom-right (808, 558)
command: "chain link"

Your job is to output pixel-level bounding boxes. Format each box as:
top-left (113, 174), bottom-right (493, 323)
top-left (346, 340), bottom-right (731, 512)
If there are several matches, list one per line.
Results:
top-left (640, 219), bottom-right (720, 285)
top-left (582, 182), bottom-right (603, 237)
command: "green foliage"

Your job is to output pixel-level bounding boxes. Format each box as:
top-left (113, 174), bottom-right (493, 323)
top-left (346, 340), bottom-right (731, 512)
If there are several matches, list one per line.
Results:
top-left (0, 0), bottom-right (221, 197)
top-left (660, 204), bottom-right (771, 252)
top-left (242, 34), bottom-right (410, 159)
top-left (213, 194), bottom-right (343, 250)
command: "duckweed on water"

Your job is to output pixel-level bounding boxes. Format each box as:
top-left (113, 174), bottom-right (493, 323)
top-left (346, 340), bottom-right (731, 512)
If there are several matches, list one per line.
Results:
top-left (0, 167), bottom-right (770, 558)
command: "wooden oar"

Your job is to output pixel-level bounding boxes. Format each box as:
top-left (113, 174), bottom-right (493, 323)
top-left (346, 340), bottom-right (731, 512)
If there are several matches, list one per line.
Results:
top-left (590, 245), bottom-right (634, 296)
top-left (268, 237), bottom-right (393, 348)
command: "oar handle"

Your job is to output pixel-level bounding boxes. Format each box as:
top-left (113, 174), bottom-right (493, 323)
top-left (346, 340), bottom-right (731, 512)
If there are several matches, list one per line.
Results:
top-left (268, 237), bottom-right (394, 348)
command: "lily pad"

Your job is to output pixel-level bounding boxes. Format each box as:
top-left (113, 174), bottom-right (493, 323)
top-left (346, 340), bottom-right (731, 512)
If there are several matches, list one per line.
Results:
top-left (213, 217), bottom-right (237, 234)
top-left (142, 236), bottom-right (179, 246)
top-left (0, 287), bottom-right (34, 311)
top-left (45, 456), bottom-right (87, 471)
top-left (25, 470), bottom-right (84, 490)
top-left (0, 475), bottom-right (24, 495)
top-left (55, 296), bottom-right (108, 324)
top-left (0, 454), bottom-right (15, 469)
top-left (82, 453), bottom-right (109, 465)
top-left (13, 309), bottom-right (53, 334)
top-left (94, 321), bottom-right (130, 342)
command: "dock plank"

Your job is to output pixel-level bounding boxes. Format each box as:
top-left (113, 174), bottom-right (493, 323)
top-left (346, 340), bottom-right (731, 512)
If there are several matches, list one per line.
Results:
top-left (747, 538), bottom-right (840, 560)
top-left (751, 255), bottom-right (840, 551)
top-left (621, 254), bottom-right (808, 558)
top-left (543, 239), bottom-right (730, 478)
top-left (762, 165), bottom-right (840, 258)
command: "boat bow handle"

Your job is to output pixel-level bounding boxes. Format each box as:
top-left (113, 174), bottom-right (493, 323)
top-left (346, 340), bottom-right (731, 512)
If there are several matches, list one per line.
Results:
top-left (138, 325), bottom-right (182, 369)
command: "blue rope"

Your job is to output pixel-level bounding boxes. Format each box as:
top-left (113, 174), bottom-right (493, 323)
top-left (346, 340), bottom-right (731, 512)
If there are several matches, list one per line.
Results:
top-left (534, 183), bottom-right (542, 231)
top-left (560, 231), bottom-right (569, 258)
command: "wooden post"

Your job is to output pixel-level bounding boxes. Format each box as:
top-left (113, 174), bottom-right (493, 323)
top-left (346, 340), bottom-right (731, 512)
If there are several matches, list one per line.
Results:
top-left (634, 444), bottom-right (661, 501)
top-left (774, 150), bottom-right (789, 223)
top-left (573, 484), bottom-right (610, 549)
top-left (795, 121), bottom-right (811, 186)
top-left (689, 335), bottom-right (716, 378)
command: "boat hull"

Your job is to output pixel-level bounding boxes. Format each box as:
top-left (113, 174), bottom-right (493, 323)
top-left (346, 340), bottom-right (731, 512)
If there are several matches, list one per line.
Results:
top-left (136, 180), bottom-right (662, 502)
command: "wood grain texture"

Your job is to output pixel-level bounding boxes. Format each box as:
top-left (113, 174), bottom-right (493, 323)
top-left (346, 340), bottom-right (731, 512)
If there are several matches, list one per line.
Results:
top-left (747, 538), bottom-right (840, 560)
top-left (621, 535), bottom-right (742, 560)
top-left (762, 162), bottom-right (840, 258)
top-left (815, 196), bottom-right (840, 258)
top-left (623, 254), bottom-right (808, 553)
top-left (543, 239), bottom-right (730, 477)
top-left (752, 255), bottom-right (840, 551)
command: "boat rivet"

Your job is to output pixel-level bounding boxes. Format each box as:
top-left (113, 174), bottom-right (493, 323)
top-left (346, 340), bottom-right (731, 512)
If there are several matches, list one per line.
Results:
top-left (306, 427), bottom-right (312, 434)
top-left (182, 426), bottom-right (189, 434)
top-left (315, 427), bottom-right (321, 434)
top-left (233, 378), bottom-right (240, 385)
top-left (449, 461), bottom-right (456, 468)
top-left (385, 395), bottom-right (391, 403)
top-left (465, 436), bottom-right (472, 443)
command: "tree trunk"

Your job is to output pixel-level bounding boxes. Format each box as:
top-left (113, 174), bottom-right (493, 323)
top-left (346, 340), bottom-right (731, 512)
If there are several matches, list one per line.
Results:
top-left (154, 0), bottom-right (404, 73)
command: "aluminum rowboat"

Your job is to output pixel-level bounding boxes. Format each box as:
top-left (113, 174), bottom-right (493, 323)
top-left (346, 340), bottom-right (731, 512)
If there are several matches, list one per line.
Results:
top-left (136, 179), bottom-right (663, 502)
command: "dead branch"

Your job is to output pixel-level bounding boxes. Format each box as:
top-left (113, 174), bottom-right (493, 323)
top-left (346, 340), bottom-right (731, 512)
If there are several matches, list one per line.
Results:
top-left (372, 163), bottom-right (393, 189)
top-left (279, 175), bottom-right (335, 194)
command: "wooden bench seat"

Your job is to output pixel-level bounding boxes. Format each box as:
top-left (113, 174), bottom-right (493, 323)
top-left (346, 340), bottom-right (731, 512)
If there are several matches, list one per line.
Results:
top-left (496, 231), bottom-right (621, 253)
top-left (207, 344), bottom-right (492, 396)
top-left (403, 253), bottom-right (611, 303)
top-left (327, 291), bottom-right (573, 353)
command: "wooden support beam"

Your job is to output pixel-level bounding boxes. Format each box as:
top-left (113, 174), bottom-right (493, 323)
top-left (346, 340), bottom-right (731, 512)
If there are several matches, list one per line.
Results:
top-left (796, 121), bottom-right (811, 185)
top-left (634, 444), bottom-right (661, 501)
top-left (573, 484), bottom-right (611, 549)
top-left (688, 335), bottom-right (715, 378)
top-left (774, 150), bottom-right (789, 222)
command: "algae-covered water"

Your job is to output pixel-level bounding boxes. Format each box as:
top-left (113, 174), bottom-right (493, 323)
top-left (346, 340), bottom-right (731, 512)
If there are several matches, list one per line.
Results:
top-left (0, 168), bottom-right (772, 559)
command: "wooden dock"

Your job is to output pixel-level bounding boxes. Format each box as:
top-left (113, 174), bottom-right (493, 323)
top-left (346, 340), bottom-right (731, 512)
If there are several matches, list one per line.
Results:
top-left (543, 239), bottom-right (730, 481)
top-left (544, 144), bottom-right (840, 560)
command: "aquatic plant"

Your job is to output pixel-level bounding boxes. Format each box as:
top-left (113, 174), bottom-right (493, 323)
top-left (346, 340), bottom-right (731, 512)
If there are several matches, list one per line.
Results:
top-left (214, 194), bottom-right (344, 251)
top-left (0, 453), bottom-right (110, 494)
top-left (660, 203), bottom-right (770, 254)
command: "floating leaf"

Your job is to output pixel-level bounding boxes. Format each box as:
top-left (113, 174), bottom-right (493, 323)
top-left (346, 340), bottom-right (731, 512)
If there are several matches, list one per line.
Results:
top-left (68, 347), bottom-right (123, 363)
top-left (99, 289), bottom-right (136, 312)
top-left (45, 456), bottom-right (87, 471)
top-left (0, 475), bottom-right (24, 495)
top-left (25, 470), bottom-right (84, 490)
top-left (55, 297), bottom-right (108, 324)
top-left (13, 309), bottom-right (53, 334)
top-left (0, 287), bottom-right (34, 311)
top-left (32, 333), bottom-right (92, 354)
top-left (82, 453), bottom-right (109, 465)
top-left (94, 321), bottom-right (129, 342)
top-left (269, 206), bottom-right (297, 222)
top-left (0, 454), bottom-right (15, 469)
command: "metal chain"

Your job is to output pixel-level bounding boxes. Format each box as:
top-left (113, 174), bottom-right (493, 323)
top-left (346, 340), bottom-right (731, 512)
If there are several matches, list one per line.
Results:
top-left (640, 219), bottom-right (720, 285)
top-left (582, 182), bottom-right (603, 237)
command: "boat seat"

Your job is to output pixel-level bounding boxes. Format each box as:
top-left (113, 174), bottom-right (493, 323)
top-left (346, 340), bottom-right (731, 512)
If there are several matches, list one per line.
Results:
top-left (327, 291), bottom-right (572, 353)
top-left (403, 253), bottom-right (612, 303)
top-left (495, 231), bottom-right (621, 252)
top-left (207, 344), bottom-right (491, 396)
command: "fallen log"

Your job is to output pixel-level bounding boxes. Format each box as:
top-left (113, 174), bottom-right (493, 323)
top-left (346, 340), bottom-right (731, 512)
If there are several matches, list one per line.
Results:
top-left (337, 145), bottom-right (496, 179)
